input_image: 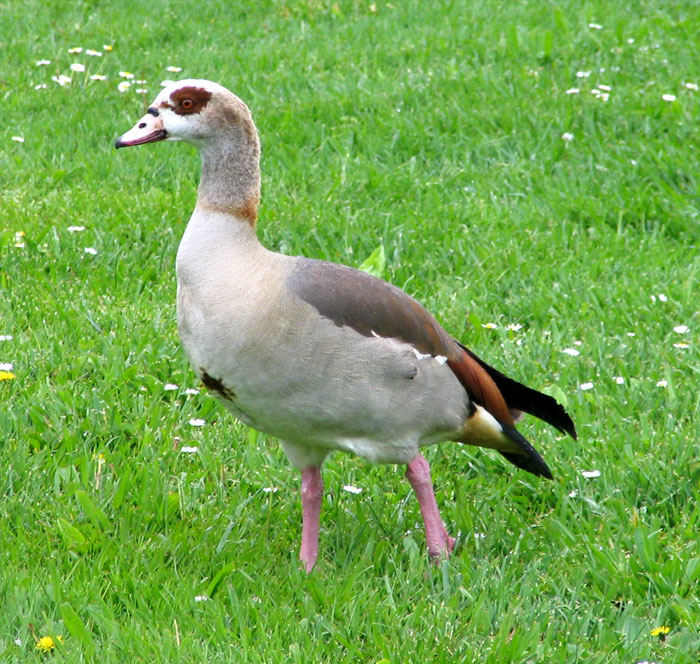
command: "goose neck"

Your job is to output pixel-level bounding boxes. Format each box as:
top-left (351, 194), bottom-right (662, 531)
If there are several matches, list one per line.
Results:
top-left (197, 131), bottom-right (261, 226)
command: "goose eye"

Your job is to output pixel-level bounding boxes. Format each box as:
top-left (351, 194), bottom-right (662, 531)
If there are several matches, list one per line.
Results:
top-left (181, 98), bottom-right (194, 110)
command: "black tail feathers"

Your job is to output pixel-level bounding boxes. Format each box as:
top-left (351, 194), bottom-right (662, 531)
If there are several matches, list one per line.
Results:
top-left (499, 424), bottom-right (553, 479)
top-left (460, 344), bottom-right (577, 440)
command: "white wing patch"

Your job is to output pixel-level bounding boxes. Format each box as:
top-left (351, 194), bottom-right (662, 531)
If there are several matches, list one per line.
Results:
top-left (411, 348), bottom-right (448, 365)
top-left (412, 348), bottom-right (432, 361)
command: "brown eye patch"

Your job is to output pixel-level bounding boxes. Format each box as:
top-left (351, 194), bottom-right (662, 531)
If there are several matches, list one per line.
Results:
top-left (169, 86), bottom-right (213, 115)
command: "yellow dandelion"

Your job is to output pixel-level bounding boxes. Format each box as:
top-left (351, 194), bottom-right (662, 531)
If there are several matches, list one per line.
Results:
top-left (0, 370), bottom-right (15, 382)
top-left (35, 635), bottom-right (64, 652)
top-left (651, 625), bottom-right (670, 638)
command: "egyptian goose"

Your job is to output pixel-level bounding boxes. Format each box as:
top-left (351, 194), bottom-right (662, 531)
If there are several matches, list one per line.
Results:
top-left (116, 79), bottom-right (576, 572)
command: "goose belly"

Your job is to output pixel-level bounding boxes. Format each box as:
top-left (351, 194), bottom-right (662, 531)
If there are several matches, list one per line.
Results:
top-left (177, 284), bottom-right (469, 462)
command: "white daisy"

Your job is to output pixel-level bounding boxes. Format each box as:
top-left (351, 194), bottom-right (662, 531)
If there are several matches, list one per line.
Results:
top-left (561, 132), bottom-right (574, 142)
top-left (188, 418), bottom-right (206, 427)
top-left (52, 74), bottom-right (72, 86)
top-left (662, 93), bottom-right (676, 102)
top-left (581, 470), bottom-right (601, 478)
top-left (70, 63), bottom-right (85, 72)
top-left (343, 485), bottom-right (363, 494)
top-left (579, 382), bottom-right (594, 391)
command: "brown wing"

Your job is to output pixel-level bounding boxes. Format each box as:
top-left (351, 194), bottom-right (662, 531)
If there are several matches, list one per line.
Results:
top-left (287, 258), bottom-right (513, 426)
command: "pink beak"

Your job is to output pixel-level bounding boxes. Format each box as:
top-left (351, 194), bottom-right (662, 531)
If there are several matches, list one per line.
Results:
top-left (115, 110), bottom-right (167, 148)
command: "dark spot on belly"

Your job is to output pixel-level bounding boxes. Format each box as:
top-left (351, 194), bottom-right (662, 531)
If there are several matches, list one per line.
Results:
top-left (200, 369), bottom-right (236, 400)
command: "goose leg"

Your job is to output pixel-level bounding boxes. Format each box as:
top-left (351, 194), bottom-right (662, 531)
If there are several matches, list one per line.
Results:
top-left (299, 465), bottom-right (323, 573)
top-left (405, 454), bottom-right (455, 560)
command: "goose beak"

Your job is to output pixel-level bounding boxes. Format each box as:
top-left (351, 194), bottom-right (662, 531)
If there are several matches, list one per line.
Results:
top-left (115, 109), bottom-right (167, 148)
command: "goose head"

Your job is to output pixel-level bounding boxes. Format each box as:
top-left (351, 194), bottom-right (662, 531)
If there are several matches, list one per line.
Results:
top-left (115, 79), bottom-right (255, 150)
top-left (116, 78), bottom-right (261, 221)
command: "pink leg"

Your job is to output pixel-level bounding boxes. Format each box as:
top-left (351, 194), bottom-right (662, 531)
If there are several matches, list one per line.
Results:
top-left (405, 454), bottom-right (455, 561)
top-left (299, 466), bottom-right (323, 573)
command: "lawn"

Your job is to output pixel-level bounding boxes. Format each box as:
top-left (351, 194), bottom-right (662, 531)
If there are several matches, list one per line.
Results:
top-left (1, 0), bottom-right (699, 661)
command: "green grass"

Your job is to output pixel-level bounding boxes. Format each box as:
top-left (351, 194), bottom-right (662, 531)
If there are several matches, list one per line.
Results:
top-left (1, 0), bottom-right (699, 661)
